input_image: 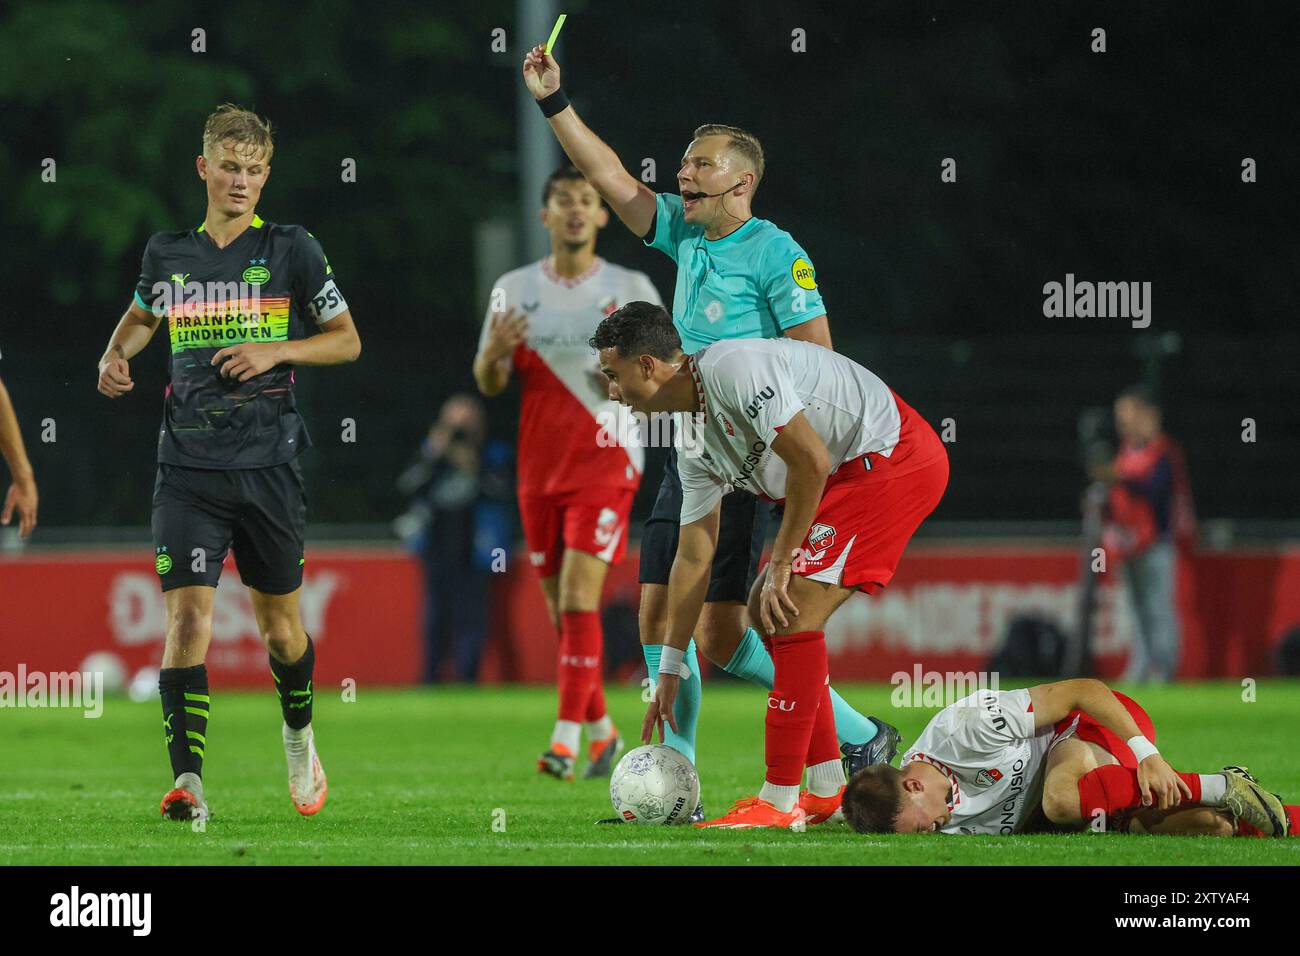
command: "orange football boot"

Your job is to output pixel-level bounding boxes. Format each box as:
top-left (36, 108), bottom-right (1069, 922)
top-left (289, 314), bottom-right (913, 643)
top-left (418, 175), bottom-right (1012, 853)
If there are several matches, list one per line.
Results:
top-left (538, 742), bottom-right (577, 781)
top-left (694, 796), bottom-right (807, 831)
top-left (799, 786), bottom-right (846, 824)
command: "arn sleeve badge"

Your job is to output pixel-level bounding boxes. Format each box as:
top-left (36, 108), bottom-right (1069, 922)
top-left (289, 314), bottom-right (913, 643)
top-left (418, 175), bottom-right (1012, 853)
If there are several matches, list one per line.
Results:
top-left (791, 257), bottom-right (817, 290)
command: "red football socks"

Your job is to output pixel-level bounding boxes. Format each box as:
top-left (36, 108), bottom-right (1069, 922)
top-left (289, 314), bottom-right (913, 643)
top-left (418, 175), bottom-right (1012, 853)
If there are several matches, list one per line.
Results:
top-left (557, 610), bottom-right (602, 723)
top-left (765, 631), bottom-right (829, 787)
top-left (585, 668), bottom-right (607, 723)
top-left (805, 680), bottom-right (841, 768)
top-left (1077, 764), bottom-right (1204, 819)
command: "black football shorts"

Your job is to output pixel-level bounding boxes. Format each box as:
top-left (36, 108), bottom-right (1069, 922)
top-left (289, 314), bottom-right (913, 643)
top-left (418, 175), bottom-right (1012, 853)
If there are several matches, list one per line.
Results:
top-left (638, 446), bottom-right (773, 603)
top-left (151, 459), bottom-right (307, 595)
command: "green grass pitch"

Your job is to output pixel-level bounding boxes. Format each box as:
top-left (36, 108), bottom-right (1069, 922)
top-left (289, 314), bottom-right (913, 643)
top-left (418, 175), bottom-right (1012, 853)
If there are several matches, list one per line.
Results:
top-left (2, 681), bottom-right (1298, 865)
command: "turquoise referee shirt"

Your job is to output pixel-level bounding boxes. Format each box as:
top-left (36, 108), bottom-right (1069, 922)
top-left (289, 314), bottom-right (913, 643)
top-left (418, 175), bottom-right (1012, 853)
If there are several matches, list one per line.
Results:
top-left (643, 193), bottom-right (825, 352)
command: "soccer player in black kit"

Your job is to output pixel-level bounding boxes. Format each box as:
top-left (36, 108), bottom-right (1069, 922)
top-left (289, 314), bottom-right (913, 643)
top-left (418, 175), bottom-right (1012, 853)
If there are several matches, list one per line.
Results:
top-left (96, 105), bottom-right (361, 821)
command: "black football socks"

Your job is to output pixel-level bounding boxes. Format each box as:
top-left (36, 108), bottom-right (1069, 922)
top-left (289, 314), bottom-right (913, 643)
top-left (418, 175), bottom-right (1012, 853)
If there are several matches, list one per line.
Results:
top-left (270, 634), bottom-right (315, 730)
top-left (159, 664), bottom-right (209, 779)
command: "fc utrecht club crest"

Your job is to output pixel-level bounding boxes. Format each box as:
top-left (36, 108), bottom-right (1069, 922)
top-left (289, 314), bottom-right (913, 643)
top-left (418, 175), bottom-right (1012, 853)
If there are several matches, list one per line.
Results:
top-left (599, 296), bottom-right (619, 317)
top-left (976, 768), bottom-right (1003, 788)
top-left (807, 522), bottom-right (836, 555)
top-left (594, 507), bottom-right (619, 546)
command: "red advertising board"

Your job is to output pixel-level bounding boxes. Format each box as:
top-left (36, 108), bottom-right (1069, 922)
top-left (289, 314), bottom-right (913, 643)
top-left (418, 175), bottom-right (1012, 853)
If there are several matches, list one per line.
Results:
top-left (2, 544), bottom-right (1298, 686)
top-left (0, 548), bottom-right (424, 689)
top-left (482, 544), bottom-right (1300, 683)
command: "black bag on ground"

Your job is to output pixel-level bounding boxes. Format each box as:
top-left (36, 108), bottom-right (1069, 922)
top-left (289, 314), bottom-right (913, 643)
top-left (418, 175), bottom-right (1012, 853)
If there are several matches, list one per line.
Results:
top-left (1275, 627), bottom-right (1300, 676)
top-left (988, 614), bottom-right (1069, 677)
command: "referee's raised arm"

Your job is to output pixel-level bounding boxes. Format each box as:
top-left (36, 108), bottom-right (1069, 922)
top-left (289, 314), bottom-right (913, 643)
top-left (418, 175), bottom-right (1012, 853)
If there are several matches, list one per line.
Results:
top-left (522, 45), bottom-right (656, 238)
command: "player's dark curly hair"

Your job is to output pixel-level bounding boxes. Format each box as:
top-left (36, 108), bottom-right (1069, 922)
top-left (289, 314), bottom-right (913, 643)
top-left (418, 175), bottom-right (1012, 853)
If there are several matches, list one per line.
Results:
top-left (842, 765), bottom-right (907, 833)
top-left (542, 164), bottom-right (597, 206)
top-left (588, 301), bottom-right (682, 360)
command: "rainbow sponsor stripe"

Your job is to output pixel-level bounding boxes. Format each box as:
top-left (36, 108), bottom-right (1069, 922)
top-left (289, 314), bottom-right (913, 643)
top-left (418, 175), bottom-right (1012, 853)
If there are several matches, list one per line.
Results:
top-left (168, 297), bottom-right (290, 352)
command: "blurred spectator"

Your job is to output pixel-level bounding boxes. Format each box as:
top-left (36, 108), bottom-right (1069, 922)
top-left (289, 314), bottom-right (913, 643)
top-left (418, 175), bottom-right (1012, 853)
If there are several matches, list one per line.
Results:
top-left (395, 394), bottom-right (513, 683)
top-left (1090, 385), bottom-right (1196, 683)
top-left (0, 373), bottom-right (39, 539)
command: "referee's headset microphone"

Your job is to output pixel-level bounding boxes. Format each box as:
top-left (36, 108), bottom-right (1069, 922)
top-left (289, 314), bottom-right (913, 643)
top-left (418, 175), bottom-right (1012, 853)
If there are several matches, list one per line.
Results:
top-left (685, 180), bottom-right (752, 236)
top-left (684, 180), bottom-right (746, 200)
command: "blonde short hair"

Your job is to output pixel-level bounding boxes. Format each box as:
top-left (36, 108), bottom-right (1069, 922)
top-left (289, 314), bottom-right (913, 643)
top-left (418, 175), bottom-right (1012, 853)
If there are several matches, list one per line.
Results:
top-left (202, 103), bottom-right (274, 162)
top-left (692, 123), bottom-right (765, 192)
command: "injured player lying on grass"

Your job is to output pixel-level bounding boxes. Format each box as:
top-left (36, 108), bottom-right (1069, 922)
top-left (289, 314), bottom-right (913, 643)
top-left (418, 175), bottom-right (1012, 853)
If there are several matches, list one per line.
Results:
top-left (841, 678), bottom-right (1297, 838)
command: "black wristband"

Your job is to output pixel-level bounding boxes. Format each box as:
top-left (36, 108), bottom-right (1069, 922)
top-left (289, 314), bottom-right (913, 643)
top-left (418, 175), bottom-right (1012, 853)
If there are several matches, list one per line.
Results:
top-left (537, 88), bottom-right (570, 118)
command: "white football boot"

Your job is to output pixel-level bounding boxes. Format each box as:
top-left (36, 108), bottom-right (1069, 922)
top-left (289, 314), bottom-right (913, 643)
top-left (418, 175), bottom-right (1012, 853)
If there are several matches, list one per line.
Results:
top-left (283, 723), bottom-right (328, 816)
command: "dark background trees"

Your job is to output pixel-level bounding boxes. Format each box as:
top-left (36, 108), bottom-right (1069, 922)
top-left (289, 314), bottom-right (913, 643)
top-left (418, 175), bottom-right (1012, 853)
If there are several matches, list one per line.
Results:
top-left (2, 1), bottom-right (1295, 531)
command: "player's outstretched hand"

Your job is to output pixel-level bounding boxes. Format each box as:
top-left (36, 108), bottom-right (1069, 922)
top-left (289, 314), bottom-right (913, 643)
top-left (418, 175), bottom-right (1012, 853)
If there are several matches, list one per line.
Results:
top-left (483, 308), bottom-right (529, 362)
top-left (212, 342), bottom-right (281, 382)
top-left (1137, 754), bottom-right (1192, 810)
top-left (97, 356), bottom-right (134, 398)
top-left (759, 552), bottom-right (802, 634)
top-left (522, 44), bottom-right (561, 100)
top-left (642, 672), bottom-right (680, 745)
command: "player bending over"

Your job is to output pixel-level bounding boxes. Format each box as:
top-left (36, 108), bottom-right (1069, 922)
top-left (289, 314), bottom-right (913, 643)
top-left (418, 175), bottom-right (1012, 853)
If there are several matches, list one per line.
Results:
top-left (473, 165), bottom-right (663, 781)
top-left (591, 303), bottom-right (949, 830)
top-left (97, 105), bottom-right (360, 821)
top-left (841, 679), bottom-right (1295, 838)
top-left (524, 43), bottom-right (896, 803)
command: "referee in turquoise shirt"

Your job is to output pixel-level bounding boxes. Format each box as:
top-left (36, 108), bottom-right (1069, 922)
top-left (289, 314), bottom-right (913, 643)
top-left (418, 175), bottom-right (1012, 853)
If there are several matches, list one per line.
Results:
top-left (523, 45), bottom-right (897, 814)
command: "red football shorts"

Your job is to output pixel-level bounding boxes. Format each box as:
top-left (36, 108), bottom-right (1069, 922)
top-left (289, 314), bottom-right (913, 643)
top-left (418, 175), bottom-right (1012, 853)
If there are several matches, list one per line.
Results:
top-left (1053, 691), bottom-right (1156, 769)
top-left (790, 397), bottom-right (949, 593)
top-left (518, 487), bottom-right (635, 579)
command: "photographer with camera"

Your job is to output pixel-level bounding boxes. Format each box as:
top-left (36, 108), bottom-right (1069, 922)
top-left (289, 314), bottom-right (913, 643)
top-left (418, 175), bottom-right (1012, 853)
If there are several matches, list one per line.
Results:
top-left (396, 394), bottom-right (513, 683)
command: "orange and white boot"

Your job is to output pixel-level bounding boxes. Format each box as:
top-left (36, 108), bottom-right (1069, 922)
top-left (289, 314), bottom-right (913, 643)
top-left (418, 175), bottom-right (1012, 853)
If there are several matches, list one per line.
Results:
top-left (160, 771), bottom-right (207, 821)
top-left (695, 797), bottom-right (807, 831)
top-left (799, 786), bottom-right (846, 824)
top-left (284, 723), bottom-right (328, 816)
top-left (537, 742), bottom-right (577, 781)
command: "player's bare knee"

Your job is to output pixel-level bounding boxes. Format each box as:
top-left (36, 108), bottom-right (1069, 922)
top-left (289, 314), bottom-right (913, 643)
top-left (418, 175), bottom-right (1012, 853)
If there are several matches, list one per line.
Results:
top-left (698, 603), bottom-right (747, 665)
top-left (691, 629), bottom-right (719, 663)
top-left (260, 617), bottom-right (301, 661)
top-left (165, 601), bottom-right (210, 650)
top-left (557, 583), bottom-right (599, 614)
top-left (1042, 779), bottom-right (1083, 825)
top-left (558, 558), bottom-right (604, 613)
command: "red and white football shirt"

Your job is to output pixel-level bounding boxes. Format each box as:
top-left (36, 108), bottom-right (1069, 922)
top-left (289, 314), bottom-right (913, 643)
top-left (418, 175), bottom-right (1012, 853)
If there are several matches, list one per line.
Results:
top-left (480, 256), bottom-right (661, 496)
top-left (676, 338), bottom-right (938, 523)
top-left (902, 689), bottom-right (1055, 835)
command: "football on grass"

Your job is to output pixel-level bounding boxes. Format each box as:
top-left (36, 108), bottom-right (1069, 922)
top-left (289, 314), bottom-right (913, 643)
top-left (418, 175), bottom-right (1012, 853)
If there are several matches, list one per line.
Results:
top-left (609, 744), bottom-right (700, 824)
